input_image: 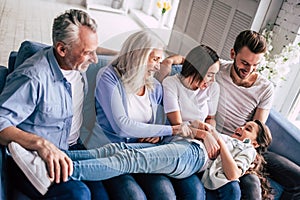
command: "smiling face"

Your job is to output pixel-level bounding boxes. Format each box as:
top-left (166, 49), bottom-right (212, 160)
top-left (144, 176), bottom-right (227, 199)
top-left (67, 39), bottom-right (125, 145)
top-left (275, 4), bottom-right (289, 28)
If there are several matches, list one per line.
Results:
top-left (145, 48), bottom-right (163, 78)
top-left (231, 121), bottom-right (260, 147)
top-left (231, 46), bottom-right (264, 80)
top-left (198, 61), bottom-right (220, 90)
top-left (60, 26), bottom-right (99, 72)
top-left (187, 61), bottom-right (220, 90)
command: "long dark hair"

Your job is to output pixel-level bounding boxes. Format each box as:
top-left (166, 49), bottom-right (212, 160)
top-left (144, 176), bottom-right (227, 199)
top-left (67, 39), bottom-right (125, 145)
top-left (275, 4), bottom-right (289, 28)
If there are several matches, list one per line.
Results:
top-left (246, 120), bottom-right (273, 199)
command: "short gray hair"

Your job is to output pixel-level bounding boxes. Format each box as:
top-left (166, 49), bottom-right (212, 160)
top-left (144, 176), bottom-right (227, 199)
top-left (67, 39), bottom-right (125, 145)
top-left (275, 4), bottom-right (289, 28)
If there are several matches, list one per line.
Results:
top-left (52, 9), bottom-right (97, 47)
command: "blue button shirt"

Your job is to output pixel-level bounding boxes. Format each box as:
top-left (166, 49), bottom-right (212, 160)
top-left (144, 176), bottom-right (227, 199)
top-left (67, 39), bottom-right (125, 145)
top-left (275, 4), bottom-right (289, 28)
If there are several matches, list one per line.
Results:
top-left (0, 47), bottom-right (73, 150)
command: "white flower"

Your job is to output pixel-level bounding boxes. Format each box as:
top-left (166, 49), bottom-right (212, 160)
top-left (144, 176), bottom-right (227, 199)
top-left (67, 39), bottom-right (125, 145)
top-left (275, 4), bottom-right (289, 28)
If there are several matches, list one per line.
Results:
top-left (258, 27), bottom-right (300, 86)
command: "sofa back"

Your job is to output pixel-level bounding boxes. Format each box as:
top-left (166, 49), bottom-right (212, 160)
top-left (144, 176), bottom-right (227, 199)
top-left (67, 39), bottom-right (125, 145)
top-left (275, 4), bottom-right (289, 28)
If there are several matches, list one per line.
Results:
top-left (266, 109), bottom-right (300, 166)
top-left (0, 66), bottom-right (8, 94)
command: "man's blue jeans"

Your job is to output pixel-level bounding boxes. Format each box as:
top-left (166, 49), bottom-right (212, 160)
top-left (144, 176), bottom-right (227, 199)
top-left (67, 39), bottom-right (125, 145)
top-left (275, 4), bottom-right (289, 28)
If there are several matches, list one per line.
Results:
top-left (66, 140), bottom-right (206, 182)
top-left (8, 156), bottom-right (91, 200)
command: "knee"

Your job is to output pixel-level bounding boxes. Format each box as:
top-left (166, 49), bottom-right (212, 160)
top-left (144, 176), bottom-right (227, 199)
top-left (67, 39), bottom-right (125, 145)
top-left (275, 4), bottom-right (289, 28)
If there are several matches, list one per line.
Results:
top-left (135, 174), bottom-right (176, 200)
top-left (62, 181), bottom-right (91, 200)
top-left (104, 175), bottom-right (147, 200)
top-left (240, 173), bottom-right (260, 187)
top-left (172, 175), bottom-right (205, 200)
top-left (213, 181), bottom-right (241, 200)
top-left (239, 174), bottom-right (261, 199)
top-left (226, 181), bottom-right (241, 198)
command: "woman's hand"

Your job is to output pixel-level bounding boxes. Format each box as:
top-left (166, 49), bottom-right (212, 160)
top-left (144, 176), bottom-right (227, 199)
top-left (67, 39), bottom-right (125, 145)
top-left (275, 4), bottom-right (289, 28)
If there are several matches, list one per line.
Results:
top-left (190, 120), bottom-right (212, 131)
top-left (138, 137), bottom-right (161, 144)
top-left (172, 123), bottom-right (195, 138)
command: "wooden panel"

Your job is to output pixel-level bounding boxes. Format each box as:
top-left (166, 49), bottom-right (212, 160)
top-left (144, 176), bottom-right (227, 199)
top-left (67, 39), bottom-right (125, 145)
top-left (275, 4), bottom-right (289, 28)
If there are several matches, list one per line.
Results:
top-left (220, 10), bottom-right (252, 59)
top-left (185, 0), bottom-right (209, 41)
top-left (173, 0), bottom-right (193, 31)
top-left (200, 0), bottom-right (231, 51)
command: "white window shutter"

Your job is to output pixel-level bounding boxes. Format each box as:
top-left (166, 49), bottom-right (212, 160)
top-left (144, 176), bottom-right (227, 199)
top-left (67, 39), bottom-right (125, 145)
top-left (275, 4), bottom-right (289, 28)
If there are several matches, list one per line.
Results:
top-left (200, 0), bottom-right (231, 52)
top-left (168, 0), bottom-right (260, 58)
top-left (221, 10), bottom-right (253, 59)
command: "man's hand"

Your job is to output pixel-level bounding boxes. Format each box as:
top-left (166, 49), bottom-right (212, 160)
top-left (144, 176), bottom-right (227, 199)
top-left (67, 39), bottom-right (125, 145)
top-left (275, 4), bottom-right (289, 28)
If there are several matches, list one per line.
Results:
top-left (37, 140), bottom-right (73, 184)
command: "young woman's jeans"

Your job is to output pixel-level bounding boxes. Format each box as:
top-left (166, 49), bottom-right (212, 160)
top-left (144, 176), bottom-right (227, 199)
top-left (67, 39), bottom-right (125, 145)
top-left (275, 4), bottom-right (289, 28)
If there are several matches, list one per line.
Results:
top-left (102, 174), bottom-right (177, 200)
top-left (206, 181), bottom-right (241, 200)
top-left (66, 140), bottom-right (206, 182)
top-left (171, 174), bottom-right (205, 200)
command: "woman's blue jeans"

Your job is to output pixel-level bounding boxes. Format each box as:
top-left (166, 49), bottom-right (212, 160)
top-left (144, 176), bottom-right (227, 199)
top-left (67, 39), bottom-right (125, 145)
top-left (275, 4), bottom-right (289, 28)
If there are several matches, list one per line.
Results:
top-left (66, 140), bottom-right (206, 182)
top-left (206, 180), bottom-right (241, 200)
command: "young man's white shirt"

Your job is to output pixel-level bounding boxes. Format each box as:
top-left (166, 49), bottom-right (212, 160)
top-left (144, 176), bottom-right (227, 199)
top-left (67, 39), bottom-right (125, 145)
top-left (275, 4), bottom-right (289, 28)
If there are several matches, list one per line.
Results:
top-left (215, 60), bottom-right (274, 135)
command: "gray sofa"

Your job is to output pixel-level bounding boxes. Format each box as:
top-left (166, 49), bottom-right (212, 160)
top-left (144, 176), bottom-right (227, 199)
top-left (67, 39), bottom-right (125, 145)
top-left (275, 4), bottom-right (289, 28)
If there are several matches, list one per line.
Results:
top-left (0, 41), bottom-right (299, 199)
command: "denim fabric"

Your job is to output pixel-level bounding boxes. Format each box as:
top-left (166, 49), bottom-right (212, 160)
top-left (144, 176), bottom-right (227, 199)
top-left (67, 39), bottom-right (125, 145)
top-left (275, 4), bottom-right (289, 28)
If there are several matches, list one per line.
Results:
top-left (170, 64), bottom-right (182, 75)
top-left (264, 151), bottom-right (300, 200)
top-left (206, 181), bottom-right (241, 200)
top-left (269, 178), bottom-right (283, 200)
top-left (67, 140), bottom-right (205, 181)
top-left (103, 175), bottom-right (147, 200)
top-left (171, 174), bottom-right (205, 200)
top-left (8, 156), bottom-right (91, 200)
top-left (134, 174), bottom-right (176, 200)
top-left (69, 141), bottom-right (109, 200)
top-left (83, 181), bottom-right (109, 200)
top-left (239, 174), bottom-right (261, 200)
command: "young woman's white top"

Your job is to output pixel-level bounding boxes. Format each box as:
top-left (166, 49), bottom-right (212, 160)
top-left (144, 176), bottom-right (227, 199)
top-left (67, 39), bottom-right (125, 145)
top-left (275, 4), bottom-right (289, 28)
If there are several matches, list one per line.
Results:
top-left (162, 74), bottom-right (220, 122)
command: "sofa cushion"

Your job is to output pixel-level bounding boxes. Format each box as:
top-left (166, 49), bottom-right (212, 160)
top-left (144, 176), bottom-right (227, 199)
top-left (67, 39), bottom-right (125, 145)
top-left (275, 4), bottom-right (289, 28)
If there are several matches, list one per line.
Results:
top-left (0, 66), bottom-right (8, 94)
top-left (11, 41), bottom-right (48, 71)
top-left (8, 52), bottom-right (18, 74)
top-left (80, 55), bottom-right (114, 148)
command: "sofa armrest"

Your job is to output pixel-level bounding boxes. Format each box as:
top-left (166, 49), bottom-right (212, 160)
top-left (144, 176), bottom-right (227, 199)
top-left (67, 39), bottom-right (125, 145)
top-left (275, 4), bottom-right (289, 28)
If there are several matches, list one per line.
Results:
top-left (266, 109), bottom-right (300, 166)
top-left (0, 145), bottom-right (7, 200)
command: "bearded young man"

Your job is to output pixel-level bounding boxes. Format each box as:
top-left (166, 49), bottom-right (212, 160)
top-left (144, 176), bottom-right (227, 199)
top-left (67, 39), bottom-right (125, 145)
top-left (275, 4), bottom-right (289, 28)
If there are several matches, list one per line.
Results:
top-left (215, 30), bottom-right (300, 200)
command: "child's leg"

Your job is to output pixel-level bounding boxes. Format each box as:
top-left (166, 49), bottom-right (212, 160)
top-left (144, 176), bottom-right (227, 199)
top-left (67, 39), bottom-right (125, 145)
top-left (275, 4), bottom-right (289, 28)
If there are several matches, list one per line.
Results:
top-left (70, 140), bottom-right (206, 181)
top-left (66, 142), bottom-right (156, 161)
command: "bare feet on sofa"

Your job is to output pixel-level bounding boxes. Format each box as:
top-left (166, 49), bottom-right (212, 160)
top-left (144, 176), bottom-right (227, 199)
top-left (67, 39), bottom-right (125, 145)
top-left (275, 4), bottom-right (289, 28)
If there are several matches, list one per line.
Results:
top-left (8, 142), bottom-right (52, 195)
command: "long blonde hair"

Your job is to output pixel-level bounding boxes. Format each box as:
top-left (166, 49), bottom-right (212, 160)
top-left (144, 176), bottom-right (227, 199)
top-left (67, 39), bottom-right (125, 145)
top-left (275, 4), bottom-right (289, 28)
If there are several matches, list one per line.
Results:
top-left (112, 30), bottom-right (164, 93)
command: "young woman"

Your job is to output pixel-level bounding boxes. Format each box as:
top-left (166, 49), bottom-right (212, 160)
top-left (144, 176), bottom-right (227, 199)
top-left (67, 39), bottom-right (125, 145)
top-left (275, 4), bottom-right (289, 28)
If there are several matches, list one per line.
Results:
top-left (161, 45), bottom-right (223, 199)
top-left (8, 120), bottom-right (272, 198)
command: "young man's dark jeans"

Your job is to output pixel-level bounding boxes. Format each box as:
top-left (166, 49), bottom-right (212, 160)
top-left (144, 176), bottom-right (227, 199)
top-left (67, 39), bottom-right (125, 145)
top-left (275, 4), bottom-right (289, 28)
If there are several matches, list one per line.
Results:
top-left (239, 151), bottom-right (300, 200)
top-left (264, 151), bottom-right (300, 200)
